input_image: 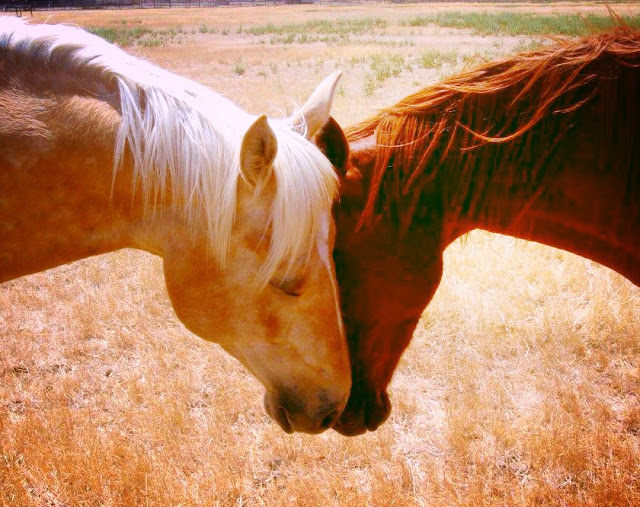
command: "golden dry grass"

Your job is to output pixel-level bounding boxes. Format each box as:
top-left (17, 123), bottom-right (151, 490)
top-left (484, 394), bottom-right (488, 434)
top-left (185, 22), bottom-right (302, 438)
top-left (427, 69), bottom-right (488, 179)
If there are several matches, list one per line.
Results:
top-left (2, 3), bottom-right (640, 505)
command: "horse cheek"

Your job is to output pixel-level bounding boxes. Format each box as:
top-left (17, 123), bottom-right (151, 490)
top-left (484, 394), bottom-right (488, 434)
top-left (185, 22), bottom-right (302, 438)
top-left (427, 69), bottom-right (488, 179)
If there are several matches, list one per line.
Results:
top-left (162, 253), bottom-right (226, 341)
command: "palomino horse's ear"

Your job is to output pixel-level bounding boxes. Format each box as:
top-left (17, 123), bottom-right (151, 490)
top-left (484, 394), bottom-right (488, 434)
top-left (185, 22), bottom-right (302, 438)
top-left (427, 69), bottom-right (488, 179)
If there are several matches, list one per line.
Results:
top-left (293, 71), bottom-right (342, 139)
top-left (240, 115), bottom-right (278, 188)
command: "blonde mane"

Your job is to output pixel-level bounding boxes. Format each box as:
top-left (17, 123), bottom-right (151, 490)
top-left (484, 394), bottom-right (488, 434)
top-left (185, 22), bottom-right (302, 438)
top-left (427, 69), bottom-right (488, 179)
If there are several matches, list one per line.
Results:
top-left (0, 17), bottom-right (337, 283)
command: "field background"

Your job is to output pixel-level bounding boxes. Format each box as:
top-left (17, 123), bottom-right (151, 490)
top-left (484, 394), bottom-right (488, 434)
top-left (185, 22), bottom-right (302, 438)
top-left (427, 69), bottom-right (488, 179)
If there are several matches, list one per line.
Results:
top-left (2, 3), bottom-right (640, 505)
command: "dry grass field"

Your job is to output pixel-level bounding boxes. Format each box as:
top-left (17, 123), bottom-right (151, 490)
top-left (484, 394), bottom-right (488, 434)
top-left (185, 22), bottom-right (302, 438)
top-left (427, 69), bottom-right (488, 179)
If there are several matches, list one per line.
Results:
top-left (2, 3), bottom-right (640, 505)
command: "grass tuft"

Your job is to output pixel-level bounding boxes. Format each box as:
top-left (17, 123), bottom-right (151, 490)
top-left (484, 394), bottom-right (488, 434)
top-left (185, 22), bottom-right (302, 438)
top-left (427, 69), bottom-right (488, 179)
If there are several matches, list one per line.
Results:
top-left (233, 59), bottom-right (245, 76)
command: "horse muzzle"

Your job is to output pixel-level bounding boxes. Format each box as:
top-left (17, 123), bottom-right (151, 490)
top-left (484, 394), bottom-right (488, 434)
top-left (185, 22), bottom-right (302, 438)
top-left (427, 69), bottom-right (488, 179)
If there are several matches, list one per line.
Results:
top-left (332, 389), bottom-right (391, 436)
top-left (263, 388), bottom-right (347, 434)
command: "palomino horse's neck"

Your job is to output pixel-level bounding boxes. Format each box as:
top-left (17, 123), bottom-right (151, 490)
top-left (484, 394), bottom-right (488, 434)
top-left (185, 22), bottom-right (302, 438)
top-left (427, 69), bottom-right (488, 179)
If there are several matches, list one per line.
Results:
top-left (0, 79), bottom-right (169, 282)
top-left (0, 32), bottom-right (198, 282)
top-left (0, 23), bottom-right (208, 283)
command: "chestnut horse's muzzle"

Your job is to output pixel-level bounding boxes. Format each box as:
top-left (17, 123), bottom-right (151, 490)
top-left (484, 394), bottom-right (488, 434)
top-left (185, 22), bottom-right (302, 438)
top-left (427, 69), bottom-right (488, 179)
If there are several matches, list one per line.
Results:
top-left (332, 389), bottom-right (391, 436)
top-left (263, 388), bottom-right (347, 434)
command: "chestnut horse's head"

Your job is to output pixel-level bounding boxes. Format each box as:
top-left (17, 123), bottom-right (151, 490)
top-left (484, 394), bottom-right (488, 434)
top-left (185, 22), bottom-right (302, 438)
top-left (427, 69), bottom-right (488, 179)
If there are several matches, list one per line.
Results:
top-left (316, 119), bottom-right (443, 436)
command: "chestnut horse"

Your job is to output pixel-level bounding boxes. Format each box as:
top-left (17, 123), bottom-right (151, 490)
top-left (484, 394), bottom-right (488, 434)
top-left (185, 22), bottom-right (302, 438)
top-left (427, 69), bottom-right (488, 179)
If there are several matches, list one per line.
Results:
top-left (321, 27), bottom-right (640, 435)
top-left (0, 18), bottom-right (351, 434)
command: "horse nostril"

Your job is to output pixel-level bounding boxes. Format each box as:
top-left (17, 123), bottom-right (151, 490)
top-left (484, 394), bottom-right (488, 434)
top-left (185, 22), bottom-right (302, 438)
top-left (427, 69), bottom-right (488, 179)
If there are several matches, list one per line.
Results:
top-left (277, 406), bottom-right (293, 434)
top-left (321, 409), bottom-right (339, 429)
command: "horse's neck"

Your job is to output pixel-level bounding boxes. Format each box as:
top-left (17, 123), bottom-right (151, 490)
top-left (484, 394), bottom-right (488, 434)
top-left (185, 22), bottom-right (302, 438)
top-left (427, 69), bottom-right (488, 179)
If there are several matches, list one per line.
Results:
top-left (0, 84), bottom-right (171, 282)
top-left (445, 118), bottom-right (640, 286)
top-left (470, 170), bottom-right (639, 285)
top-left (439, 56), bottom-right (640, 286)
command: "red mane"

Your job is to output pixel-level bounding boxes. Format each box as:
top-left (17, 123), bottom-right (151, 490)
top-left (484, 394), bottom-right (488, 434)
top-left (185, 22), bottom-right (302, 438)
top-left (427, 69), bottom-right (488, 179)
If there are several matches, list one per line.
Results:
top-left (345, 27), bottom-right (640, 230)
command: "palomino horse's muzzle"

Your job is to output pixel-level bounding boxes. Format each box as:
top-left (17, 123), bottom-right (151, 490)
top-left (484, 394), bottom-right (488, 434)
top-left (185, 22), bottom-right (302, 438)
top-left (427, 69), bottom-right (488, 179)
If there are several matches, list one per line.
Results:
top-left (263, 388), bottom-right (347, 434)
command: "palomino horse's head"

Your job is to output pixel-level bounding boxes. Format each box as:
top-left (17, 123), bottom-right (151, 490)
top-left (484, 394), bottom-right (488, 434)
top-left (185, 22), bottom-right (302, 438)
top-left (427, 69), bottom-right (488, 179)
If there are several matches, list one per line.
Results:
top-left (157, 74), bottom-right (353, 435)
top-left (1, 17), bottom-right (349, 433)
top-left (315, 120), bottom-right (443, 436)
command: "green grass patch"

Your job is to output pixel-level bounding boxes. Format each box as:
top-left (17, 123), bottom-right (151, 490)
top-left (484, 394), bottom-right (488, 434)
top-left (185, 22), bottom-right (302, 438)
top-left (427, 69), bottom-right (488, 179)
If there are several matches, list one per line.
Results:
top-left (370, 53), bottom-right (405, 81)
top-left (88, 26), bottom-right (153, 46)
top-left (233, 60), bottom-right (246, 76)
top-left (88, 25), bottom-right (180, 47)
top-left (401, 12), bottom-right (640, 37)
top-left (199, 24), bottom-right (217, 34)
top-left (514, 38), bottom-right (546, 53)
top-left (420, 50), bottom-right (458, 69)
top-left (363, 53), bottom-right (406, 96)
top-left (247, 16), bottom-right (387, 38)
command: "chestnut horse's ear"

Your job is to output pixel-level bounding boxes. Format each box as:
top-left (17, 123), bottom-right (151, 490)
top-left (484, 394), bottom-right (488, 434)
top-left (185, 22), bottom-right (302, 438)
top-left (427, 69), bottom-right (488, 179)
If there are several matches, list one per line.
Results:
top-left (315, 117), bottom-right (366, 201)
top-left (315, 116), bottom-right (350, 175)
top-left (293, 71), bottom-right (342, 139)
top-left (240, 115), bottom-right (277, 188)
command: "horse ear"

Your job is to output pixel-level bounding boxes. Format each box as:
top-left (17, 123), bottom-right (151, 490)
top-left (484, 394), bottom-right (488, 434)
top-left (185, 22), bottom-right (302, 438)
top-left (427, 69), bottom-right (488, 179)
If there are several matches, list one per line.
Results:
top-left (240, 115), bottom-right (277, 188)
top-left (315, 116), bottom-right (350, 175)
top-left (293, 71), bottom-right (342, 139)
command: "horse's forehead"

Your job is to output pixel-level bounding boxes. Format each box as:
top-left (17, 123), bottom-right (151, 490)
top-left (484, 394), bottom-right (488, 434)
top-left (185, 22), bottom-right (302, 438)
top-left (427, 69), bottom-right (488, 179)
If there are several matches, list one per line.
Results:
top-left (348, 137), bottom-right (377, 174)
top-left (350, 136), bottom-right (376, 156)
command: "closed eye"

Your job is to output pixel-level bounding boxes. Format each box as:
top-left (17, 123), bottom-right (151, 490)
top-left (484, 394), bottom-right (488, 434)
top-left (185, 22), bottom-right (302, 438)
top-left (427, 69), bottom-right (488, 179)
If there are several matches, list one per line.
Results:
top-left (269, 278), bottom-right (302, 297)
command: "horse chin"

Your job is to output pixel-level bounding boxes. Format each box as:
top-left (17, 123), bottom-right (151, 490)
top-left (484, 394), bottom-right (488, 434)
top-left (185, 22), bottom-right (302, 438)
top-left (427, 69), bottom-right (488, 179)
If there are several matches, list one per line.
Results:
top-left (333, 408), bottom-right (371, 436)
top-left (333, 390), bottom-right (391, 437)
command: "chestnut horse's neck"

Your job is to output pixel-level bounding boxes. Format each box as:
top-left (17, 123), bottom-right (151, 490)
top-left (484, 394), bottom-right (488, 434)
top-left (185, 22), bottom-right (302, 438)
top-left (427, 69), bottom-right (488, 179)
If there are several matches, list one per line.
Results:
top-left (348, 28), bottom-right (640, 287)
top-left (438, 61), bottom-right (640, 285)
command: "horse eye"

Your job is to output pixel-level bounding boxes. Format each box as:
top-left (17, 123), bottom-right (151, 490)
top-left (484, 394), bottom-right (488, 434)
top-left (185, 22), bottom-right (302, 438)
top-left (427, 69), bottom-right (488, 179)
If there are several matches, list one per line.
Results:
top-left (269, 277), bottom-right (302, 297)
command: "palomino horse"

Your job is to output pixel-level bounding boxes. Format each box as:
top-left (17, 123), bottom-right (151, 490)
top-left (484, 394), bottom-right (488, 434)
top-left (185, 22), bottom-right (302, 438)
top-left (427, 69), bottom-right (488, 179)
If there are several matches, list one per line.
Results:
top-left (319, 27), bottom-right (640, 435)
top-left (0, 18), bottom-right (351, 434)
